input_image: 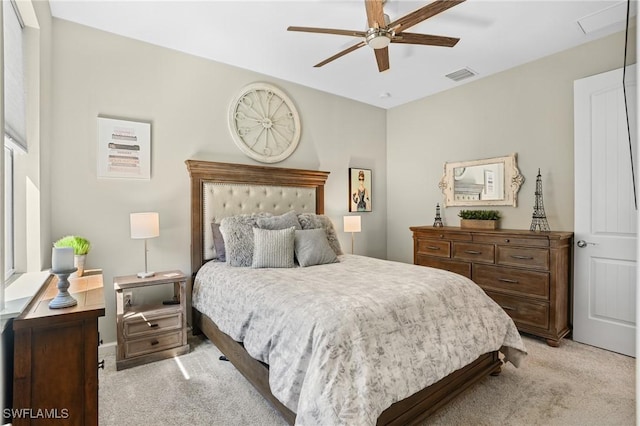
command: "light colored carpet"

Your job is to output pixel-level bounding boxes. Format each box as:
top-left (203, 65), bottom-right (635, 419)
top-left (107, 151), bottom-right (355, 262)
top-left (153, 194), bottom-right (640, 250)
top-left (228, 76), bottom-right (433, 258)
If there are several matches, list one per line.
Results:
top-left (99, 334), bottom-right (634, 426)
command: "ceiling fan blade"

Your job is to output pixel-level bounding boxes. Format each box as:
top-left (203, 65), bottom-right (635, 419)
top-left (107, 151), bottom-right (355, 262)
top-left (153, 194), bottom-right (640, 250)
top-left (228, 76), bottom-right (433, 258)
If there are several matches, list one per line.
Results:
top-left (364, 0), bottom-right (386, 29)
top-left (314, 41), bottom-right (367, 68)
top-left (388, 0), bottom-right (466, 33)
top-left (374, 47), bottom-right (390, 72)
top-left (391, 32), bottom-right (459, 47)
top-left (287, 26), bottom-right (367, 38)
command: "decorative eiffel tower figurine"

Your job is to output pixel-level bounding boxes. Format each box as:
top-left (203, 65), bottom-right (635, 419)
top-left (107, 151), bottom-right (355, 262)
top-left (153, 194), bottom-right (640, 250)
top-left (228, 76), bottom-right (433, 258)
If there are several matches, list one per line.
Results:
top-left (530, 169), bottom-right (550, 232)
top-left (433, 203), bottom-right (444, 227)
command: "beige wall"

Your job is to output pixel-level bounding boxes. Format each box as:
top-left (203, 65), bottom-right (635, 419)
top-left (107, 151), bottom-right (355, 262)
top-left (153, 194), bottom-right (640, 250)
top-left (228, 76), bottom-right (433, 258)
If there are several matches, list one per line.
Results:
top-left (50, 19), bottom-right (387, 343)
top-left (386, 29), bottom-right (637, 263)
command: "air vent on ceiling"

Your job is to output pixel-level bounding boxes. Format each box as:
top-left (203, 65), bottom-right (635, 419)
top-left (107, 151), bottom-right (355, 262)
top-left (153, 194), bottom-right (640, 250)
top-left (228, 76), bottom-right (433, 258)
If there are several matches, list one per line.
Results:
top-left (445, 67), bottom-right (477, 82)
top-left (577, 2), bottom-right (629, 35)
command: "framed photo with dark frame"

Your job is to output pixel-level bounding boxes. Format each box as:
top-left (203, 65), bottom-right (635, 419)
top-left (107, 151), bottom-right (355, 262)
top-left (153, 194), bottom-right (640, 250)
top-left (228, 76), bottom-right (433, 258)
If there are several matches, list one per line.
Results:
top-left (349, 168), bottom-right (372, 212)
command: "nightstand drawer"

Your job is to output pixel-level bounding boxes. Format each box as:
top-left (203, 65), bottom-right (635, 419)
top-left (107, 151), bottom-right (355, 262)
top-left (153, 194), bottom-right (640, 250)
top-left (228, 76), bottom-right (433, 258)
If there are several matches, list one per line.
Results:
top-left (416, 239), bottom-right (451, 258)
top-left (474, 264), bottom-right (549, 300)
top-left (125, 331), bottom-right (183, 358)
top-left (124, 310), bottom-right (182, 338)
top-left (485, 291), bottom-right (549, 330)
top-left (452, 242), bottom-right (495, 263)
top-left (497, 246), bottom-right (549, 270)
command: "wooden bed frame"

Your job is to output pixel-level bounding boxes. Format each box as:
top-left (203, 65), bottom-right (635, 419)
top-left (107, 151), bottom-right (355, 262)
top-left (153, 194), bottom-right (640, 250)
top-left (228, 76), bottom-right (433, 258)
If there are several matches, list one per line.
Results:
top-left (186, 159), bottom-right (502, 425)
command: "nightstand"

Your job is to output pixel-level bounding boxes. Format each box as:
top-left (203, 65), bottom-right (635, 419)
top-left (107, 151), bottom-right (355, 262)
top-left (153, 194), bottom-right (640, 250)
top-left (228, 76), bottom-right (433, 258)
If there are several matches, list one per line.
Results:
top-left (114, 270), bottom-right (189, 370)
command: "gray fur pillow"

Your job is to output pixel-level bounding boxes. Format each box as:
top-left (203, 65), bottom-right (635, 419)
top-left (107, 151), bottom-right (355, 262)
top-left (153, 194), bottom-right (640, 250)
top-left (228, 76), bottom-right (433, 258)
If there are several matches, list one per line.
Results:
top-left (256, 210), bottom-right (301, 230)
top-left (220, 212), bottom-right (273, 267)
top-left (296, 213), bottom-right (343, 256)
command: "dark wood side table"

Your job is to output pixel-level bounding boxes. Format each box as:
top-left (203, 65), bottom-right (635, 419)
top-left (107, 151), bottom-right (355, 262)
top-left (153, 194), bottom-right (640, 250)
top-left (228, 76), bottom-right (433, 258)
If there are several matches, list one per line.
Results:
top-left (12, 270), bottom-right (105, 426)
top-left (114, 270), bottom-right (189, 370)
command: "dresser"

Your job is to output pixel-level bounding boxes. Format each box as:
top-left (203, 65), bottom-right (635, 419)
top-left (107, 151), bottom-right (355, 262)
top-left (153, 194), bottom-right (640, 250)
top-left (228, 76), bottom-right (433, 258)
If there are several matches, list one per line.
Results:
top-left (12, 271), bottom-right (105, 425)
top-left (410, 226), bottom-right (573, 346)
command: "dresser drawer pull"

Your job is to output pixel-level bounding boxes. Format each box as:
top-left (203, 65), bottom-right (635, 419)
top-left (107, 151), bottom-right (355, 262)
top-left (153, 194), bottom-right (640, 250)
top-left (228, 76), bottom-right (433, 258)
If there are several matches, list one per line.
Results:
top-left (510, 255), bottom-right (534, 260)
top-left (426, 246), bottom-right (441, 250)
top-left (150, 339), bottom-right (160, 346)
top-left (501, 305), bottom-right (517, 311)
top-left (98, 360), bottom-right (105, 370)
top-left (464, 250), bottom-right (482, 255)
top-left (148, 323), bottom-right (159, 328)
top-left (498, 278), bottom-right (519, 284)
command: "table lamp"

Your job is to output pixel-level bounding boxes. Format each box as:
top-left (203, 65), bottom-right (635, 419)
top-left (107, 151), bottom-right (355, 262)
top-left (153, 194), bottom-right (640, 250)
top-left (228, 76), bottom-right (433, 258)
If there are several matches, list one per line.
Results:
top-left (130, 212), bottom-right (160, 278)
top-left (343, 215), bottom-right (361, 254)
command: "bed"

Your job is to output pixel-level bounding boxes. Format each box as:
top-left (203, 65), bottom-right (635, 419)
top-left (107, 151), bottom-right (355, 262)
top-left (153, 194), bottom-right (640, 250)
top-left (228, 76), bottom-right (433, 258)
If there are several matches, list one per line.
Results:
top-left (186, 160), bottom-right (526, 426)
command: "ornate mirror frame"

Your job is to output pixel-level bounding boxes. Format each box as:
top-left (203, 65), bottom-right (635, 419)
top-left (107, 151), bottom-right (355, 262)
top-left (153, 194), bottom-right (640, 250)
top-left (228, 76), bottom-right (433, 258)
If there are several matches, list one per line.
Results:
top-left (439, 153), bottom-right (525, 207)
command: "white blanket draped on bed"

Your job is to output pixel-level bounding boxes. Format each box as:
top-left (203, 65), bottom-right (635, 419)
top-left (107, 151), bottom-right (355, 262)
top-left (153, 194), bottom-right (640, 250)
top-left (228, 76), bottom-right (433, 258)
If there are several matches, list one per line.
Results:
top-left (193, 254), bottom-right (527, 426)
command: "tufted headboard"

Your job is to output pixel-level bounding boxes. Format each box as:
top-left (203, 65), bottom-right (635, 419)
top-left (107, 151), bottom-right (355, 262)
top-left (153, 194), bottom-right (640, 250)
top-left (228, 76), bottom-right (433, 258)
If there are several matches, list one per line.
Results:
top-left (185, 160), bottom-right (330, 274)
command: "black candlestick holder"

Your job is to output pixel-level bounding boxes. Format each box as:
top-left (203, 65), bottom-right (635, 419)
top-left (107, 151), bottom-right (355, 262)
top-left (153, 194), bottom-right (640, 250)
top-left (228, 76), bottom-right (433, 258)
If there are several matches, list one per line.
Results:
top-left (49, 268), bottom-right (78, 309)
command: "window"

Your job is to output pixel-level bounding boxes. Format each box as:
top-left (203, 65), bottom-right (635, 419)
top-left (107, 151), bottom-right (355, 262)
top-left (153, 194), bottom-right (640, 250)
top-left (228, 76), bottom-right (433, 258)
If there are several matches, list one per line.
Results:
top-left (3, 0), bottom-right (26, 281)
top-left (4, 146), bottom-right (13, 278)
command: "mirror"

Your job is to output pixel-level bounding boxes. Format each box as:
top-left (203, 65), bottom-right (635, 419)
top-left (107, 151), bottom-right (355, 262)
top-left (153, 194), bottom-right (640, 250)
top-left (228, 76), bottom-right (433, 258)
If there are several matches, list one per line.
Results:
top-left (439, 153), bottom-right (524, 207)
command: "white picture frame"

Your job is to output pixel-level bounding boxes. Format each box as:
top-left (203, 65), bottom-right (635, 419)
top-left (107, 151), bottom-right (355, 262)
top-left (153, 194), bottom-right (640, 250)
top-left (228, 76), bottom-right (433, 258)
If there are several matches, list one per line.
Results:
top-left (97, 117), bottom-right (151, 180)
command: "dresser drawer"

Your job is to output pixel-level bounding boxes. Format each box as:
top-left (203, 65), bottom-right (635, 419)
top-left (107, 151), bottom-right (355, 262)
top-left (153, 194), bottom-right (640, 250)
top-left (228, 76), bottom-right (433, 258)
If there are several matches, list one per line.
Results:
top-left (496, 246), bottom-right (549, 270)
top-left (124, 310), bottom-right (182, 338)
top-left (473, 234), bottom-right (549, 247)
top-left (416, 231), bottom-right (472, 241)
top-left (416, 255), bottom-right (471, 278)
top-left (452, 242), bottom-right (495, 263)
top-left (416, 239), bottom-right (451, 258)
top-left (474, 264), bottom-right (549, 300)
top-left (125, 331), bottom-right (183, 358)
top-left (485, 291), bottom-right (549, 330)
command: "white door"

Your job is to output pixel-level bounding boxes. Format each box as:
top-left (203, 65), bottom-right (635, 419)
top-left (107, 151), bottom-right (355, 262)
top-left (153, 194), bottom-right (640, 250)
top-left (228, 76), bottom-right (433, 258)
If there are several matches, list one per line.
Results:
top-left (573, 65), bottom-right (637, 357)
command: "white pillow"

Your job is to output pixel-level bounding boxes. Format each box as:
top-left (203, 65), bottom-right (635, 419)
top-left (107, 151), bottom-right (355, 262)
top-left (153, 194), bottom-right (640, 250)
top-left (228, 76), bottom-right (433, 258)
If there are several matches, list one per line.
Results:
top-left (252, 227), bottom-right (295, 268)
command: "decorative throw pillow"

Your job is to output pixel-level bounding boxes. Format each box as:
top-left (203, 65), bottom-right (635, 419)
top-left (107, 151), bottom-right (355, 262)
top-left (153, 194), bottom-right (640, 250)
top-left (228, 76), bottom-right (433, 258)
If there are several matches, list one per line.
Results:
top-left (252, 227), bottom-right (295, 268)
top-left (294, 229), bottom-right (338, 267)
top-left (256, 210), bottom-right (302, 230)
top-left (220, 212), bottom-right (273, 267)
top-left (210, 222), bottom-right (226, 262)
top-left (296, 213), bottom-right (343, 256)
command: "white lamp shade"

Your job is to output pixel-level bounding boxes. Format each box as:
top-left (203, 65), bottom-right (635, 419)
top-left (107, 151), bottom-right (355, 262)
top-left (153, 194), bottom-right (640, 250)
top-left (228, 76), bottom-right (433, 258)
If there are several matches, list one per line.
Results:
top-left (130, 212), bottom-right (160, 239)
top-left (343, 215), bottom-right (361, 233)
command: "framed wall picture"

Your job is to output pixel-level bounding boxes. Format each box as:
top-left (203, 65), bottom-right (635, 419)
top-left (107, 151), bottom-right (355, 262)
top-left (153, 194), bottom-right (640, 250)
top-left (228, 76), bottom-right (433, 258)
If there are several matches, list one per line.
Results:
top-left (97, 117), bottom-right (151, 180)
top-left (349, 168), bottom-right (372, 212)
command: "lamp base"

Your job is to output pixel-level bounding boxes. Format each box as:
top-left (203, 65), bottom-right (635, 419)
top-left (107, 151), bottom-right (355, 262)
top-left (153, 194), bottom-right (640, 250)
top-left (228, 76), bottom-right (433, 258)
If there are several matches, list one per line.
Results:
top-left (137, 271), bottom-right (155, 279)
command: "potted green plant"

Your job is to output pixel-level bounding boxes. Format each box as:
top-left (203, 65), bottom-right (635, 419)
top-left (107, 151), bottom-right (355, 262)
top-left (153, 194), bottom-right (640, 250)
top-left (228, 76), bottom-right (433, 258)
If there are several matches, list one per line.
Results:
top-left (458, 210), bottom-right (501, 230)
top-left (54, 236), bottom-right (91, 277)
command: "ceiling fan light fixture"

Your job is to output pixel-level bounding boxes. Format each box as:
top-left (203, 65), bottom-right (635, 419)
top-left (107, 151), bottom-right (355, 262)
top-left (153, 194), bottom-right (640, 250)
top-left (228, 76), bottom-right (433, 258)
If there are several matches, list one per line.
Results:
top-left (365, 28), bottom-right (392, 49)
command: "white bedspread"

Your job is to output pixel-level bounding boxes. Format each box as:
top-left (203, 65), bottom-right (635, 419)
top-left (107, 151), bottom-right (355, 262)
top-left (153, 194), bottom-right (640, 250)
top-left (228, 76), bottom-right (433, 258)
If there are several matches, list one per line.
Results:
top-left (193, 255), bottom-right (526, 426)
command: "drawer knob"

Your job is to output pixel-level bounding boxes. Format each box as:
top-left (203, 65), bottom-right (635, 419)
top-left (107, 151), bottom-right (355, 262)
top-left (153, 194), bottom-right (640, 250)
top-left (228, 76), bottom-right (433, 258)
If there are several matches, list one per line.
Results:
top-left (439, 234), bottom-right (444, 239)
top-left (504, 239), bottom-right (510, 243)
top-left (427, 246), bottom-right (440, 251)
top-left (151, 339), bottom-right (160, 346)
top-left (98, 360), bottom-right (105, 370)
top-left (464, 250), bottom-right (482, 255)
top-left (148, 323), bottom-right (159, 328)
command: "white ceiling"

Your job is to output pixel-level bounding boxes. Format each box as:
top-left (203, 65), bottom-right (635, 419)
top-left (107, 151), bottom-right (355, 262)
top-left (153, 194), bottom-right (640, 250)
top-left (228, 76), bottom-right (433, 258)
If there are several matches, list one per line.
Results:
top-left (48, 1), bottom-right (635, 109)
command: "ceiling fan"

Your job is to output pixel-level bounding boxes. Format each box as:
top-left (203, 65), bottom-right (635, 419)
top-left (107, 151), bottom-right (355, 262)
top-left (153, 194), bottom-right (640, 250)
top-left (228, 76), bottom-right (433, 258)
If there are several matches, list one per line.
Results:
top-left (287, 0), bottom-right (465, 72)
